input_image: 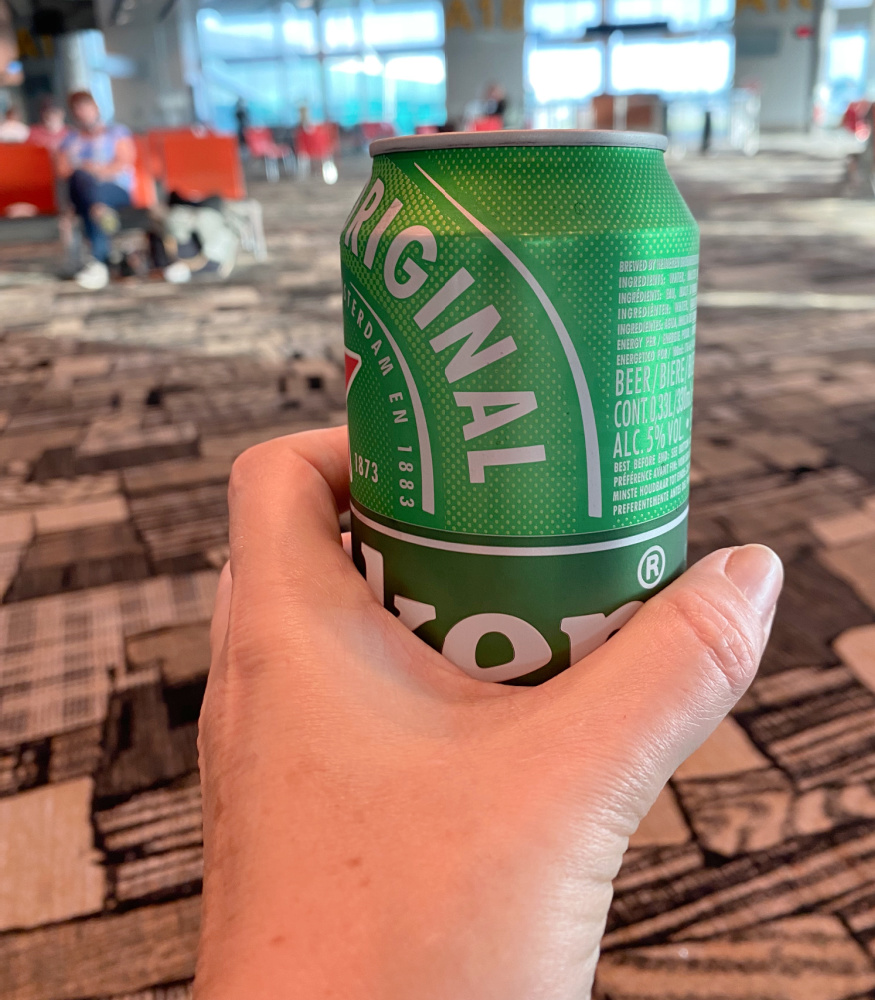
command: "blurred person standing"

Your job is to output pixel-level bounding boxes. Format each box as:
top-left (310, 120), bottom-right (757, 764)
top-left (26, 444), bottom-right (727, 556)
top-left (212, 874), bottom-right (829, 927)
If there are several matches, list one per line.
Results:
top-left (234, 96), bottom-right (250, 149)
top-left (482, 82), bottom-right (507, 125)
top-left (29, 98), bottom-right (68, 152)
top-left (0, 104), bottom-right (29, 142)
top-left (56, 91), bottom-right (135, 290)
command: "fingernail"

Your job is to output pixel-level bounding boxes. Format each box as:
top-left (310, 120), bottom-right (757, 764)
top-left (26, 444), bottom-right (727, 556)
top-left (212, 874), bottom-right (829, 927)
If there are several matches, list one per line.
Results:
top-left (724, 545), bottom-right (784, 622)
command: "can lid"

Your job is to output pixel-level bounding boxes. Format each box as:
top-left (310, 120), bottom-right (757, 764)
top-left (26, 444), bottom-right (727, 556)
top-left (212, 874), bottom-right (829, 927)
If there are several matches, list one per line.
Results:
top-left (370, 129), bottom-right (668, 157)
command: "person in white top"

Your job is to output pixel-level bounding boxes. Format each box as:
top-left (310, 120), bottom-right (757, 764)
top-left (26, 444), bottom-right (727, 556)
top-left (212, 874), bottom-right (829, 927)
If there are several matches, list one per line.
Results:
top-left (0, 105), bottom-right (29, 142)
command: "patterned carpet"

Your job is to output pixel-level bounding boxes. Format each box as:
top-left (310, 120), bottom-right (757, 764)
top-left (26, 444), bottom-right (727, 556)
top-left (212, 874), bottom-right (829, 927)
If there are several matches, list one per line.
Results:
top-left (1, 148), bottom-right (875, 1000)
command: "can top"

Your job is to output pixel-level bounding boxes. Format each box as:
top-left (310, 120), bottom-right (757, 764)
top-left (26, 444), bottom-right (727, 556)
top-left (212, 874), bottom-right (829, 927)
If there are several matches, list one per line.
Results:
top-left (370, 129), bottom-right (668, 157)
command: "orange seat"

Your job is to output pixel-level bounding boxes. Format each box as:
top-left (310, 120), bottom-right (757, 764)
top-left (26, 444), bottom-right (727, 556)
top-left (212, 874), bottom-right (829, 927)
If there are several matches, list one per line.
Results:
top-left (0, 143), bottom-right (57, 216)
top-left (131, 135), bottom-right (158, 209)
top-left (159, 132), bottom-right (246, 201)
top-left (147, 127), bottom-right (213, 176)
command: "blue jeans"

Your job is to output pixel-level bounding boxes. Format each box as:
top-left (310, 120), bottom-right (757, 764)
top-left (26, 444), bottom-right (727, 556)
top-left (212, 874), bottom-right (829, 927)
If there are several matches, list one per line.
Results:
top-left (68, 169), bottom-right (131, 264)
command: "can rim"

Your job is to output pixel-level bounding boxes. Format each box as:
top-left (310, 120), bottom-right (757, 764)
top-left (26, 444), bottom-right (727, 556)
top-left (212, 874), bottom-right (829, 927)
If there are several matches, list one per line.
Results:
top-left (370, 129), bottom-right (668, 157)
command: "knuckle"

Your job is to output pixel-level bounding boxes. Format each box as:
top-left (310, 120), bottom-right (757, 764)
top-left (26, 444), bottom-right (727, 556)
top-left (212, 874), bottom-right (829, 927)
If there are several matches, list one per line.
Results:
top-left (228, 444), bottom-right (263, 498)
top-left (228, 438), bottom-right (311, 500)
top-left (668, 585), bottom-right (762, 693)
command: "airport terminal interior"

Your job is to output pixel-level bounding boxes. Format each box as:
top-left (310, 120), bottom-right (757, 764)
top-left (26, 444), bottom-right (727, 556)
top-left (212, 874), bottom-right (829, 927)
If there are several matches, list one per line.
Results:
top-left (2, 0), bottom-right (875, 998)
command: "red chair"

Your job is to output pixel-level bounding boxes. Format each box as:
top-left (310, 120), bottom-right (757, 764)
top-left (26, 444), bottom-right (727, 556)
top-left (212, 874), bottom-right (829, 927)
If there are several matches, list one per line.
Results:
top-left (160, 133), bottom-right (246, 201)
top-left (245, 126), bottom-right (292, 182)
top-left (361, 122), bottom-right (395, 144)
top-left (155, 131), bottom-right (264, 259)
top-left (472, 115), bottom-right (504, 132)
top-left (0, 143), bottom-right (56, 216)
top-left (842, 101), bottom-right (872, 142)
top-left (293, 124), bottom-right (338, 183)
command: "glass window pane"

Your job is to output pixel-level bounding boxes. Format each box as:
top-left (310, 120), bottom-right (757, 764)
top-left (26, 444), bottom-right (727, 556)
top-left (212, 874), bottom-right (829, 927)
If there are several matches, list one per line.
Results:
top-left (610, 0), bottom-right (661, 20)
top-left (198, 9), bottom-right (277, 59)
top-left (384, 51), bottom-right (446, 133)
top-left (526, 1), bottom-right (599, 37)
top-left (828, 32), bottom-right (867, 83)
top-left (287, 57), bottom-right (325, 120)
top-left (362, 4), bottom-right (444, 48)
top-left (705, 0), bottom-right (733, 20)
top-left (322, 11), bottom-right (358, 52)
top-left (527, 45), bottom-right (603, 103)
top-left (282, 4), bottom-right (318, 54)
top-left (325, 55), bottom-right (368, 125)
top-left (608, 0), bottom-right (731, 29)
top-left (202, 58), bottom-right (283, 125)
top-left (610, 36), bottom-right (733, 94)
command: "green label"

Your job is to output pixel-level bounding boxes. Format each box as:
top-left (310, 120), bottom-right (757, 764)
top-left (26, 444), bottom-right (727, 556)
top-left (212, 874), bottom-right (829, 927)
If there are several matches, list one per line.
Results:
top-left (340, 143), bottom-right (698, 683)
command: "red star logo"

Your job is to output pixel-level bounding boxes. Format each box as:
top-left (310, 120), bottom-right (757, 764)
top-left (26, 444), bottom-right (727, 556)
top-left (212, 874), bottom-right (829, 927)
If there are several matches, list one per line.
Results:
top-left (345, 348), bottom-right (362, 398)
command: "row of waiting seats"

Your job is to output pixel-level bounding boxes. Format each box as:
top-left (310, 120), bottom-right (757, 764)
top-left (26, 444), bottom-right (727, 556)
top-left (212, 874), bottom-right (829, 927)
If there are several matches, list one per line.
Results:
top-left (0, 129), bottom-right (248, 217)
top-left (245, 124), bottom-right (341, 182)
top-left (0, 123), bottom-right (357, 260)
top-left (0, 128), bottom-right (293, 261)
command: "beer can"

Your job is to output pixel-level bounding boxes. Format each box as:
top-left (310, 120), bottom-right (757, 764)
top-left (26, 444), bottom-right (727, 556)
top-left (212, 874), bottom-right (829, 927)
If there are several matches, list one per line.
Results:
top-left (340, 130), bottom-right (699, 684)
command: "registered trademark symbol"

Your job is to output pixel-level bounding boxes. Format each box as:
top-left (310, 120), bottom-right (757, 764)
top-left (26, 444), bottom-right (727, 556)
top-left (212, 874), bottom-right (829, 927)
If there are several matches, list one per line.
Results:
top-left (637, 545), bottom-right (666, 589)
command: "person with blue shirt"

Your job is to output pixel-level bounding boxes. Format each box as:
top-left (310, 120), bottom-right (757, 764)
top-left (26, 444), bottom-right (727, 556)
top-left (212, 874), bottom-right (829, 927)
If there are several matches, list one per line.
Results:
top-left (56, 91), bottom-right (135, 289)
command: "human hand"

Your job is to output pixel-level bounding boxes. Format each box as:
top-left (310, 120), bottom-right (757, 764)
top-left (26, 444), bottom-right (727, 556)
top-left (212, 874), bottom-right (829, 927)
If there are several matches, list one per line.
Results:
top-left (195, 426), bottom-right (783, 1000)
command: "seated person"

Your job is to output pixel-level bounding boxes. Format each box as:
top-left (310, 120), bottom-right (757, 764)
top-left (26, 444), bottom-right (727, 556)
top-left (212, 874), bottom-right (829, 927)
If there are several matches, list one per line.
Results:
top-left (29, 99), bottom-right (68, 152)
top-left (0, 105), bottom-right (29, 142)
top-left (56, 90), bottom-right (135, 290)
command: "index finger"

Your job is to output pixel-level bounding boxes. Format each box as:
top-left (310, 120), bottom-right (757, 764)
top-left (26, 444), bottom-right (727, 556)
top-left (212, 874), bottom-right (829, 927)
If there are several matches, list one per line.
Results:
top-left (227, 426), bottom-right (363, 603)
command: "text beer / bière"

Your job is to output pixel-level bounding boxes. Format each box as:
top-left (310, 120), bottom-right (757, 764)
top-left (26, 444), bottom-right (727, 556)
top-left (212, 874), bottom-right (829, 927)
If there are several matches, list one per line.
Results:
top-left (340, 130), bottom-right (699, 684)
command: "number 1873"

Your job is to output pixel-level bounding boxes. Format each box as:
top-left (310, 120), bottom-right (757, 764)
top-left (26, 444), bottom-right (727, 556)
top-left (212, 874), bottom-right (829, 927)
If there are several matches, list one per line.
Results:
top-left (353, 453), bottom-right (378, 483)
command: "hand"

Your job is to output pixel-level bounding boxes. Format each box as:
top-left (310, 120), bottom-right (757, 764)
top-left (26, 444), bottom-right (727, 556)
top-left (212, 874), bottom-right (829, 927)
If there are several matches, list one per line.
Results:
top-left (82, 161), bottom-right (108, 181)
top-left (195, 427), bottom-right (783, 1000)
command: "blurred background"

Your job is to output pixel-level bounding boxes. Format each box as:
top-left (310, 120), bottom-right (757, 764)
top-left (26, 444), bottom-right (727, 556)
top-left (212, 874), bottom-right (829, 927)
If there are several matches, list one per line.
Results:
top-left (0, 0), bottom-right (871, 154)
top-left (2, 2), bottom-right (875, 1000)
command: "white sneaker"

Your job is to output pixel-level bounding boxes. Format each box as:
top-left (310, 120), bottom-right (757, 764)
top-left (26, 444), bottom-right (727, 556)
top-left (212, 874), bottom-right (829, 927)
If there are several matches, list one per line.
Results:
top-left (164, 261), bottom-right (192, 284)
top-left (74, 260), bottom-right (109, 290)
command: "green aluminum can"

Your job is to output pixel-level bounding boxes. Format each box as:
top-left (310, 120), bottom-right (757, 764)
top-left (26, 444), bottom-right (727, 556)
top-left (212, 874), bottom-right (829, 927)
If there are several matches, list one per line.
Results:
top-left (340, 130), bottom-right (699, 685)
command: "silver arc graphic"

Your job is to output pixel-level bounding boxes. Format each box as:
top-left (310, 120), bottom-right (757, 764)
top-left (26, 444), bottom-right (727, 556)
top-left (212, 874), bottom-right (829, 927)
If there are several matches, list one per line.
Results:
top-left (348, 281), bottom-right (436, 515)
top-left (352, 502), bottom-right (687, 557)
top-left (413, 162), bottom-right (603, 519)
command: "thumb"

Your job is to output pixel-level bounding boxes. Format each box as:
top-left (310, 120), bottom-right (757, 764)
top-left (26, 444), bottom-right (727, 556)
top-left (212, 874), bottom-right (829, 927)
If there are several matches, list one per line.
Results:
top-left (539, 544), bottom-right (783, 820)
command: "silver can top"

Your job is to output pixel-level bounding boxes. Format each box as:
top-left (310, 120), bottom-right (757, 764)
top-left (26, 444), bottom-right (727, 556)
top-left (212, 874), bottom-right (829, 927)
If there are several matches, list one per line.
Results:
top-left (370, 129), bottom-right (668, 157)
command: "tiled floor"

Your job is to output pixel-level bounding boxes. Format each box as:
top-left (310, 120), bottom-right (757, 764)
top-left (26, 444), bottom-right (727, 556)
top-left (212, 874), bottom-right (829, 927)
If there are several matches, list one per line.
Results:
top-left (1, 149), bottom-right (874, 1000)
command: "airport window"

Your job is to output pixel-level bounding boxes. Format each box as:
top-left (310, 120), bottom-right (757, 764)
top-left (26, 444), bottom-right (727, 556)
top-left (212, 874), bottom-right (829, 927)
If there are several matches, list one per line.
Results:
top-left (198, 0), bottom-right (446, 131)
top-left (282, 6), bottom-right (319, 55)
top-left (526, 0), bottom-right (599, 38)
top-left (197, 10), bottom-right (279, 59)
top-left (285, 57), bottom-right (325, 119)
top-left (202, 57), bottom-right (285, 124)
top-left (384, 52), bottom-right (446, 133)
top-left (608, 0), bottom-right (733, 28)
top-left (326, 49), bottom-right (444, 131)
top-left (362, 5), bottom-right (444, 48)
top-left (322, 11), bottom-right (359, 52)
top-left (827, 31), bottom-right (867, 85)
top-left (610, 36), bottom-right (733, 94)
top-left (527, 45), bottom-right (604, 103)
